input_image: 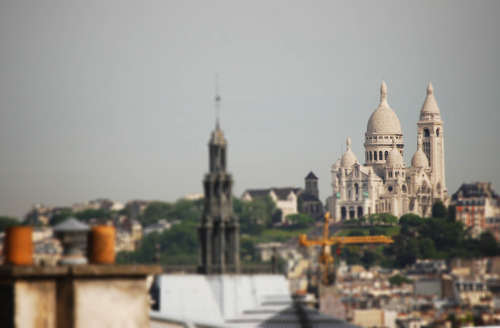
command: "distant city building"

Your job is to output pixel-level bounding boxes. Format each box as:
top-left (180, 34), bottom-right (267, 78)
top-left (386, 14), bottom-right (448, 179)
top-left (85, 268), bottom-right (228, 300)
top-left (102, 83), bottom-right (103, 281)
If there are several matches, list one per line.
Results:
top-left (327, 82), bottom-right (448, 221)
top-left (125, 200), bottom-right (150, 220)
top-left (300, 171), bottom-right (324, 220)
top-left (198, 119), bottom-right (240, 274)
top-left (115, 216), bottom-right (143, 252)
top-left (24, 204), bottom-right (53, 225)
top-left (184, 193), bottom-right (204, 201)
top-left (241, 187), bottom-right (301, 223)
top-left (143, 219), bottom-right (171, 236)
top-left (453, 182), bottom-right (500, 239)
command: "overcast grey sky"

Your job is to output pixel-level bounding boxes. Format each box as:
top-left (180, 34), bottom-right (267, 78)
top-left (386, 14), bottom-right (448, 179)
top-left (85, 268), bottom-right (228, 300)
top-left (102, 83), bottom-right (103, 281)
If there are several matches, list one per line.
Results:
top-left (1, 1), bottom-right (499, 218)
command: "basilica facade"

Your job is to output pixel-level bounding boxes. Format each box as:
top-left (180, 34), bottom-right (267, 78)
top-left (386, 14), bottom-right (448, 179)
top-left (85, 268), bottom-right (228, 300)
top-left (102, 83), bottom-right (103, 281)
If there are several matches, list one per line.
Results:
top-left (327, 81), bottom-right (448, 221)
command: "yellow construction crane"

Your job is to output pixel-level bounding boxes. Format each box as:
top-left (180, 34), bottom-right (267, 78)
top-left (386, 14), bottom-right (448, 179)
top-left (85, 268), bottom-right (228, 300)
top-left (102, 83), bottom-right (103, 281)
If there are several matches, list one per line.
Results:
top-left (299, 212), bottom-right (394, 285)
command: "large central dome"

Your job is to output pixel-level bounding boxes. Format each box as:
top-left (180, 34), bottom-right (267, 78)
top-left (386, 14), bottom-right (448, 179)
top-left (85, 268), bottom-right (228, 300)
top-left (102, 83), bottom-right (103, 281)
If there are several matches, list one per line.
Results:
top-left (366, 81), bottom-right (402, 134)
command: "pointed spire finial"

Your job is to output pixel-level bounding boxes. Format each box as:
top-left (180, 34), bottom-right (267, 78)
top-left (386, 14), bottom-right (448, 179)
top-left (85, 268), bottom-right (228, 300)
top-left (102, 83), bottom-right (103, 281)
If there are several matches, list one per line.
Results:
top-left (380, 80), bottom-right (387, 104)
top-left (427, 81), bottom-right (434, 95)
top-left (346, 137), bottom-right (351, 150)
top-left (215, 74), bottom-right (221, 129)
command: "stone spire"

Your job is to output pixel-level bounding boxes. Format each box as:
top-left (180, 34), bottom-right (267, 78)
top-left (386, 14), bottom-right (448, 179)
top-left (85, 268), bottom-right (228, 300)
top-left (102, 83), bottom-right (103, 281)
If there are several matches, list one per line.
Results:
top-left (198, 91), bottom-right (240, 275)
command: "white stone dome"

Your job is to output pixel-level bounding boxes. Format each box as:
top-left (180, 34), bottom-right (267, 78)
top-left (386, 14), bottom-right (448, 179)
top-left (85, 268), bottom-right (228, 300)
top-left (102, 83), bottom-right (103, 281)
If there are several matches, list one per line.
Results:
top-left (386, 148), bottom-right (404, 167)
top-left (411, 150), bottom-right (428, 168)
top-left (386, 138), bottom-right (404, 167)
top-left (411, 135), bottom-right (428, 168)
top-left (340, 137), bottom-right (357, 168)
top-left (366, 81), bottom-right (403, 134)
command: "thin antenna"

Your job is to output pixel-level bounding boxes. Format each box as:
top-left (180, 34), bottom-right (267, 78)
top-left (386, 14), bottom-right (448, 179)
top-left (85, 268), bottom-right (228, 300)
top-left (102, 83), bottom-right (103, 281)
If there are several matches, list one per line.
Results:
top-left (215, 74), bottom-right (221, 128)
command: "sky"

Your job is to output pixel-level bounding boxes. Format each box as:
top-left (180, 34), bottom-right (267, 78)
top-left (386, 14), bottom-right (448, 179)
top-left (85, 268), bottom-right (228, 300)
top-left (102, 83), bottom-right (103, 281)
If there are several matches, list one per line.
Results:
top-left (1, 1), bottom-right (499, 219)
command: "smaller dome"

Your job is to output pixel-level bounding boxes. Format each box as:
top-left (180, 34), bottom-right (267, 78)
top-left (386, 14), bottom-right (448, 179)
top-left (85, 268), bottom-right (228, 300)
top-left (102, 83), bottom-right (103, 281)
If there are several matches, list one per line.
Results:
top-left (386, 138), bottom-right (404, 167)
top-left (340, 137), bottom-right (357, 168)
top-left (411, 135), bottom-right (428, 168)
top-left (411, 151), bottom-right (428, 168)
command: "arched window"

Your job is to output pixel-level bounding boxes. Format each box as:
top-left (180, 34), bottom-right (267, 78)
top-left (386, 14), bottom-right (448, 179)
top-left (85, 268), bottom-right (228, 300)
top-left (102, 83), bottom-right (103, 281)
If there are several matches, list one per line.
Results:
top-left (436, 128), bottom-right (440, 137)
top-left (366, 152), bottom-right (368, 162)
top-left (385, 151), bottom-right (388, 159)
top-left (402, 185), bottom-right (407, 193)
top-left (379, 151), bottom-right (383, 160)
top-left (341, 207), bottom-right (347, 220)
top-left (370, 152), bottom-right (373, 161)
top-left (357, 206), bottom-right (363, 218)
top-left (349, 207), bottom-right (355, 219)
top-left (424, 128), bottom-right (430, 137)
top-left (355, 183), bottom-right (359, 195)
top-left (374, 152), bottom-right (378, 160)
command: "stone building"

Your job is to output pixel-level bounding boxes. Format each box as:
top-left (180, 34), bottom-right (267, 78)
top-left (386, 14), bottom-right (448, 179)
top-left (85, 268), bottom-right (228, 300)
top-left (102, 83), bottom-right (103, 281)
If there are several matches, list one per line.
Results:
top-left (327, 81), bottom-right (448, 221)
top-left (198, 116), bottom-right (240, 274)
top-left (300, 171), bottom-right (324, 220)
top-left (453, 182), bottom-right (500, 239)
top-left (242, 187), bottom-right (301, 223)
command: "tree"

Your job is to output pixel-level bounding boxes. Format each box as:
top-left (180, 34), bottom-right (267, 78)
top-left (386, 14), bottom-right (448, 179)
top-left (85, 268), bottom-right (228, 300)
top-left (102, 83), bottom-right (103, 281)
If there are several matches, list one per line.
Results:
top-left (399, 214), bottom-right (424, 226)
top-left (379, 213), bottom-right (398, 225)
top-left (361, 250), bottom-right (377, 269)
top-left (234, 196), bottom-right (277, 235)
top-left (49, 209), bottom-right (73, 226)
top-left (419, 237), bottom-right (436, 259)
top-left (75, 208), bottom-right (111, 222)
top-left (140, 201), bottom-right (172, 226)
top-left (285, 213), bottom-right (315, 229)
top-left (0, 216), bottom-right (19, 231)
top-left (432, 201), bottom-right (447, 218)
top-left (369, 226), bottom-right (384, 236)
top-left (478, 232), bottom-right (499, 256)
top-left (389, 274), bottom-right (412, 286)
top-left (447, 204), bottom-right (456, 223)
top-left (348, 229), bottom-right (365, 237)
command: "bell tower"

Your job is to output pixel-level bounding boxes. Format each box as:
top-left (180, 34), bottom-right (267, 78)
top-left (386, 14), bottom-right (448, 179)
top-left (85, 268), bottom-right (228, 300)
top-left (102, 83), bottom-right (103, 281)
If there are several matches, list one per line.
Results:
top-left (417, 82), bottom-right (447, 201)
top-left (198, 87), bottom-right (240, 274)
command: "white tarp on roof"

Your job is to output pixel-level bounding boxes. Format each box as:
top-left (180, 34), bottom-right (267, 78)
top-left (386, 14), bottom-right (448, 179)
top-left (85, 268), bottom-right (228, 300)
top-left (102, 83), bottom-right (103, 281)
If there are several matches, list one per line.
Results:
top-left (151, 274), bottom-right (292, 328)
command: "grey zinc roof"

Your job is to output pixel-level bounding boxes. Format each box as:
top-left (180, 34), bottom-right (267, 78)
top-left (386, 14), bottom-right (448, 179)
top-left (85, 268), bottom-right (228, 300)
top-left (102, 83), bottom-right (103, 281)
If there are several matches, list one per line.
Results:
top-left (300, 193), bottom-right (321, 203)
top-left (244, 188), bottom-right (302, 201)
top-left (305, 172), bottom-right (318, 180)
top-left (272, 188), bottom-right (301, 200)
top-left (259, 303), bottom-right (362, 328)
top-left (53, 217), bottom-right (90, 231)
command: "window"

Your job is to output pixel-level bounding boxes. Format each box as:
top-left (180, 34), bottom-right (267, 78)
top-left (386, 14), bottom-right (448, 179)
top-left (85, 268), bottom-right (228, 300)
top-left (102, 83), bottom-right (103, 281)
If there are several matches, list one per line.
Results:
top-left (424, 128), bottom-right (430, 137)
top-left (385, 151), bottom-right (388, 160)
top-left (379, 151), bottom-right (383, 160)
top-left (374, 152), bottom-right (377, 160)
top-left (436, 128), bottom-right (440, 137)
top-left (370, 152), bottom-right (373, 161)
